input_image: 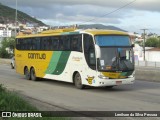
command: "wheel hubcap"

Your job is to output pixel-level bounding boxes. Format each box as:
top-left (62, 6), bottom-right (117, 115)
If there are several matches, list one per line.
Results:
top-left (75, 74), bottom-right (81, 87)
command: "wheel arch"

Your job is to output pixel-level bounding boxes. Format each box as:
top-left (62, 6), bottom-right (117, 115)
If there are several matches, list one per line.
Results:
top-left (30, 66), bottom-right (35, 71)
top-left (24, 66), bottom-right (28, 75)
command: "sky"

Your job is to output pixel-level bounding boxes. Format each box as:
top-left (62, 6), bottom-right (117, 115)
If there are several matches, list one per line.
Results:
top-left (1, 0), bottom-right (160, 34)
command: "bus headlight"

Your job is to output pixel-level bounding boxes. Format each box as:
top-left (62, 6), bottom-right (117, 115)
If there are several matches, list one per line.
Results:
top-left (98, 75), bottom-right (109, 79)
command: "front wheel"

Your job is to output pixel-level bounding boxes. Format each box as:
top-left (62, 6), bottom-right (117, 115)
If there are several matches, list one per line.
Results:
top-left (24, 67), bottom-right (31, 80)
top-left (31, 68), bottom-right (37, 81)
top-left (74, 72), bottom-right (85, 89)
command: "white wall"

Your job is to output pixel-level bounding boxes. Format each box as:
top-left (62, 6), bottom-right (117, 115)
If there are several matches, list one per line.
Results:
top-left (145, 51), bottom-right (160, 62)
top-left (133, 44), bottom-right (160, 62)
top-left (134, 44), bottom-right (143, 61)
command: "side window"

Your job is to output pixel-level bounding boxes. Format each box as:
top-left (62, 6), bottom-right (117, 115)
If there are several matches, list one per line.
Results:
top-left (51, 37), bottom-right (59, 50)
top-left (31, 38), bottom-right (36, 50)
top-left (47, 37), bottom-right (52, 50)
top-left (35, 38), bottom-right (41, 50)
top-left (71, 35), bottom-right (82, 52)
top-left (59, 36), bottom-right (64, 50)
top-left (83, 34), bottom-right (96, 70)
top-left (20, 38), bottom-right (26, 50)
top-left (23, 39), bottom-right (28, 50)
top-left (16, 37), bottom-right (40, 51)
top-left (59, 36), bottom-right (71, 51)
top-left (41, 37), bottom-right (50, 50)
top-left (27, 38), bottom-right (32, 50)
top-left (16, 39), bottom-right (21, 50)
top-left (61, 36), bottom-right (70, 51)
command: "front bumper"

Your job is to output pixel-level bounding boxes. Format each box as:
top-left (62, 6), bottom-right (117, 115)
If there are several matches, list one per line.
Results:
top-left (91, 77), bottom-right (135, 87)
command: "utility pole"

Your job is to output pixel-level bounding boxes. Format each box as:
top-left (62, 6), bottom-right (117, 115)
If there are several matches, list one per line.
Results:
top-left (15, 0), bottom-right (17, 36)
top-left (141, 29), bottom-right (148, 61)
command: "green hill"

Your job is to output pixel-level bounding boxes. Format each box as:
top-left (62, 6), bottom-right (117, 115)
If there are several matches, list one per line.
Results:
top-left (0, 3), bottom-right (45, 26)
top-left (78, 24), bottom-right (126, 31)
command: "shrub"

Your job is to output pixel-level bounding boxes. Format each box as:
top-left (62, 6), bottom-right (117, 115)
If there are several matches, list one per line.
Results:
top-left (145, 37), bottom-right (159, 47)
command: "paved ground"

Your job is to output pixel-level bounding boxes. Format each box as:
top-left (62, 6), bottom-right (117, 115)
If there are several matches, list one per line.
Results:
top-left (0, 63), bottom-right (160, 120)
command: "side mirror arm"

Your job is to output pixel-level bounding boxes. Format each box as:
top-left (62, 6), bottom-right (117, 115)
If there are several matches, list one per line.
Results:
top-left (95, 44), bottom-right (101, 58)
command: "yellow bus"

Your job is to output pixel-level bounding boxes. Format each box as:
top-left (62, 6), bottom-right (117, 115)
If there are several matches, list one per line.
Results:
top-left (15, 28), bottom-right (135, 89)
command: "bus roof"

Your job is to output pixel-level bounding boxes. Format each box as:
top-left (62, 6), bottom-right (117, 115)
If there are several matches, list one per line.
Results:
top-left (83, 29), bottom-right (128, 36)
top-left (16, 28), bottom-right (128, 38)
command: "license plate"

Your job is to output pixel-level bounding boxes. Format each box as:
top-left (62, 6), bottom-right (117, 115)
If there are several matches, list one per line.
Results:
top-left (116, 81), bottom-right (122, 85)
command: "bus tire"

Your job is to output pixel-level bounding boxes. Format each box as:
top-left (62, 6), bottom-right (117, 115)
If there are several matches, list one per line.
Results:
top-left (24, 67), bottom-right (31, 80)
top-left (31, 68), bottom-right (37, 81)
top-left (74, 72), bottom-right (84, 89)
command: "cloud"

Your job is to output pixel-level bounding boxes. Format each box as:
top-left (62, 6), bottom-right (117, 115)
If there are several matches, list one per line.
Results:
top-left (2, 0), bottom-right (160, 20)
top-left (1, 0), bottom-right (160, 12)
top-left (15, 4), bottom-right (126, 25)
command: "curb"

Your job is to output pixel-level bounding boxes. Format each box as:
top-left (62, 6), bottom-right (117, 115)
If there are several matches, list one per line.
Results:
top-left (135, 69), bottom-right (160, 82)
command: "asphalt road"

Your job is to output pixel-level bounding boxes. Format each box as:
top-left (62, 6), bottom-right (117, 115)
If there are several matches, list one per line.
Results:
top-left (0, 64), bottom-right (160, 118)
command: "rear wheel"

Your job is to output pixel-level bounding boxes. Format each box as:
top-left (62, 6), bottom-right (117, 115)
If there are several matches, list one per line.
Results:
top-left (31, 68), bottom-right (37, 81)
top-left (74, 72), bottom-right (85, 89)
top-left (24, 67), bottom-right (31, 80)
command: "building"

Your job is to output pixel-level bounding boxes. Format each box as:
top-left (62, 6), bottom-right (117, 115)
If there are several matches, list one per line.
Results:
top-left (134, 44), bottom-right (160, 62)
top-left (133, 44), bottom-right (143, 61)
top-left (0, 29), bottom-right (12, 37)
top-left (145, 48), bottom-right (160, 62)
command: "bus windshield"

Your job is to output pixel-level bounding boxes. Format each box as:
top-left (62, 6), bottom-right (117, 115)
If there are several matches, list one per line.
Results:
top-left (95, 35), bottom-right (134, 71)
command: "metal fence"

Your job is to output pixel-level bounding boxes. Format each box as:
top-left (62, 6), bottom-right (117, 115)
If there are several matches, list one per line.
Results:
top-left (135, 61), bottom-right (160, 68)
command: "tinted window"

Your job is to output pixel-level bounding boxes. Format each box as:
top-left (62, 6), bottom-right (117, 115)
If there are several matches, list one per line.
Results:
top-left (61, 36), bottom-right (70, 50)
top-left (71, 35), bottom-right (82, 52)
top-left (34, 38), bottom-right (41, 50)
top-left (51, 37), bottom-right (59, 50)
top-left (16, 34), bottom-right (82, 52)
top-left (41, 37), bottom-right (50, 50)
top-left (16, 39), bottom-right (21, 50)
top-left (95, 35), bottom-right (131, 46)
top-left (83, 34), bottom-right (96, 70)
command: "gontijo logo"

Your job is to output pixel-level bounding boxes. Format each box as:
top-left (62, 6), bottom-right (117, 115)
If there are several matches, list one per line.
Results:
top-left (28, 53), bottom-right (46, 59)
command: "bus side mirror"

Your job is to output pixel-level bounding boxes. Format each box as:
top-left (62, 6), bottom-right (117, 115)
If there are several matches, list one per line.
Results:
top-left (131, 44), bottom-right (135, 47)
top-left (95, 44), bottom-right (101, 58)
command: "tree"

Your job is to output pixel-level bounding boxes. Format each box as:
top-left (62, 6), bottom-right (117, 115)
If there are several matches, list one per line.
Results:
top-left (145, 37), bottom-right (159, 47)
top-left (134, 41), bottom-right (143, 46)
top-left (1, 37), bottom-right (15, 48)
top-left (158, 38), bottom-right (160, 48)
top-left (0, 37), bottom-right (15, 58)
top-left (0, 48), bottom-right (10, 58)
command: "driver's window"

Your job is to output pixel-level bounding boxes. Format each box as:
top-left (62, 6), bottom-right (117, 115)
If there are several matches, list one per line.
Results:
top-left (83, 34), bottom-right (96, 70)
